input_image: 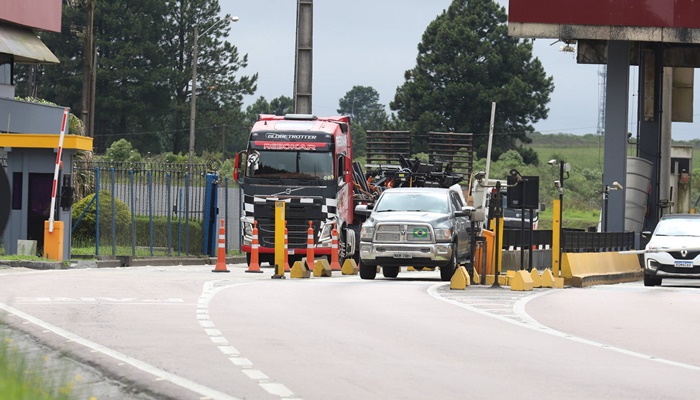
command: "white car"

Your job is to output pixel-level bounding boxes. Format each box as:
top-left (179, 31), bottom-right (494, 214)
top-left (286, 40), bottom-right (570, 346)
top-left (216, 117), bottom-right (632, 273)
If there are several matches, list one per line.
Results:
top-left (643, 214), bottom-right (700, 286)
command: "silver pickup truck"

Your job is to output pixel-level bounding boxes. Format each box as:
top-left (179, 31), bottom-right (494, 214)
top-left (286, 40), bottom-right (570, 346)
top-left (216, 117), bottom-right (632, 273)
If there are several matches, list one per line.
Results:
top-left (356, 187), bottom-right (472, 281)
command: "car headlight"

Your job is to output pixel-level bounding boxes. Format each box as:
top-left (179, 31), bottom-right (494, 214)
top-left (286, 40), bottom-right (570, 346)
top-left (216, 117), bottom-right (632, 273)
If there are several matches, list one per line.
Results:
top-left (361, 226), bottom-right (375, 240)
top-left (434, 228), bottom-right (451, 241)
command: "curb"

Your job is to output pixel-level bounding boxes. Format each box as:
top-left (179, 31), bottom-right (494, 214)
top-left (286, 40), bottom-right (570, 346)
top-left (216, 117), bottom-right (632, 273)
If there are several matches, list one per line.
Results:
top-left (0, 256), bottom-right (247, 270)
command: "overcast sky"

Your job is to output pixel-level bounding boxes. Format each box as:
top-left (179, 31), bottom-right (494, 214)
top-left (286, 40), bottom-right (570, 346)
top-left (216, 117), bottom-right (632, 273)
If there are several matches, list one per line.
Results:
top-left (221, 0), bottom-right (699, 140)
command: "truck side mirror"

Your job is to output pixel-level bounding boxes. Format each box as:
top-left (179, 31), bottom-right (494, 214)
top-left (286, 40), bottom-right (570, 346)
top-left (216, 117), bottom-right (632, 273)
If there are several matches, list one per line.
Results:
top-left (233, 151), bottom-right (246, 184)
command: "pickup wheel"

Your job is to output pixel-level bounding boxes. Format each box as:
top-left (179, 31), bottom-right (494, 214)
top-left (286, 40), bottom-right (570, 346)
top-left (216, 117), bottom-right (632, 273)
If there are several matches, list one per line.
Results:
top-left (382, 266), bottom-right (399, 278)
top-left (440, 246), bottom-right (457, 281)
top-left (359, 260), bottom-right (377, 280)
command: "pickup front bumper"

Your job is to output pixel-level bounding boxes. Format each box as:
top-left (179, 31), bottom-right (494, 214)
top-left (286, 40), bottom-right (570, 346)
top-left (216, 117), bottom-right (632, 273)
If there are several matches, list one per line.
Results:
top-left (359, 241), bottom-right (453, 267)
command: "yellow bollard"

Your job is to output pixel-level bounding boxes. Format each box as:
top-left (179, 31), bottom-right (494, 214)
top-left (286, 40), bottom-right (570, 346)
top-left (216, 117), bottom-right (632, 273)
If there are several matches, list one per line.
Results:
top-left (290, 261), bottom-right (310, 279)
top-left (450, 265), bottom-right (470, 290)
top-left (274, 201), bottom-right (286, 272)
top-left (341, 258), bottom-right (359, 275)
top-left (530, 269), bottom-right (542, 288)
top-left (540, 269), bottom-right (555, 288)
top-left (313, 259), bottom-right (332, 277)
top-left (510, 270), bottom-right (534, 291)
top-left (43, 221), bottom-right (64, 261)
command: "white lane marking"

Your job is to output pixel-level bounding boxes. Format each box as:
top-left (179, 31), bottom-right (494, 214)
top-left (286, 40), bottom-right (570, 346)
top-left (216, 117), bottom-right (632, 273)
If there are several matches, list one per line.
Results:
top-left (0, 302), bottom-right (241, 400)
top-left (428, 284), bottom-right (700, 372)
top-left (199, 281), bottom-right (300, 399)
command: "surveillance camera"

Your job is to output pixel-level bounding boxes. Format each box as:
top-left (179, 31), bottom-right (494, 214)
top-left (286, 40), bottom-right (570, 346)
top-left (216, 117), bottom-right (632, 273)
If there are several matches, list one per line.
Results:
top-left (548, 159), bottom-right (557, 166)
top-left (554, 180), bottom-right (561, 189)
top-left (613, 181), bottom-right (623, 190)
top-left (509, 169), bottom-right (522, 181)
top-left (474, 171), bottom-right (486, 181)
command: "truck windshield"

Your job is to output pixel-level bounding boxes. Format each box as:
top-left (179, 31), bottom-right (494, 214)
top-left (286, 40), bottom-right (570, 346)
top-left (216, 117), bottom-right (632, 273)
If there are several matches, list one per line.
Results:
top-left (247, 150), bottom-right (334, 180)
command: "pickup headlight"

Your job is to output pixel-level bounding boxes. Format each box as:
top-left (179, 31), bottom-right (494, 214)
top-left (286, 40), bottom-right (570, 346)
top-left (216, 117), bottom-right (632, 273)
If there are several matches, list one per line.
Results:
top-left (434, 228), bottom-right (451, 241)
top-left (361, 226), bottom-right (375, 240)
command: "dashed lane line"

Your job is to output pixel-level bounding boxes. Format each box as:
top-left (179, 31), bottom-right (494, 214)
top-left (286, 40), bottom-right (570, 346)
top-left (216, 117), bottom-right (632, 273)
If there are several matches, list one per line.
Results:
top-left (0, 302), bottom-right (241, 400)
top-left (198, 280), bottom-right (301, 400)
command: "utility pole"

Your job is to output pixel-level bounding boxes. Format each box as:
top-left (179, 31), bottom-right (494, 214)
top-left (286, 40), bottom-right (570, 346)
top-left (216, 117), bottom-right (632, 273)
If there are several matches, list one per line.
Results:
top-left (81, 0), bottom-right (95, 137)
top-left (293, 0), bottom-right (313, 114)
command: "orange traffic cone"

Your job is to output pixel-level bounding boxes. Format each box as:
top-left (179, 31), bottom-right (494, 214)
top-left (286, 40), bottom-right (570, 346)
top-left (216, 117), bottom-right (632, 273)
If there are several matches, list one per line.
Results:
top-left (330, 222), bottom-right (341, 271)
top-left (284, 221), bottom-right (290, 272)
top-left (212, 219), bottom-right (230, 273)
top-left (306, 221), bottom-right (315, 271)
top-left (246, 220), bottom-right (263, 273)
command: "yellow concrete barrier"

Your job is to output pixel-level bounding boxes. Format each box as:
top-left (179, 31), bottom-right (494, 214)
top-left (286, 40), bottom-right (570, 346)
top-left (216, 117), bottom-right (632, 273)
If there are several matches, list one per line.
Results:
top-left (540, 269), bottom-right (555, 288)
top-left (472, 269), bottom-right (481, 285)
top-left (450, 266), bottom-right (470, 290)
top-left (530, 269), bottom-right (542, 288)
top-left (290, 261), bottom-right (311, 279)
top-left (510, 270), bottom-right (534, 291)
top-left (313, 259), bottom-right (332, 277)
top-left (562, 252), bottom-right (642, 287)
top-left (341, 258), bottom-right (359, 275)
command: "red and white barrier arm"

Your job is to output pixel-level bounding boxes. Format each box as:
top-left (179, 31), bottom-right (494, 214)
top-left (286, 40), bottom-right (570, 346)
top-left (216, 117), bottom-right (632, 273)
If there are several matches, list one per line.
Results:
top-left (48, 108), bottom-right (69, 233)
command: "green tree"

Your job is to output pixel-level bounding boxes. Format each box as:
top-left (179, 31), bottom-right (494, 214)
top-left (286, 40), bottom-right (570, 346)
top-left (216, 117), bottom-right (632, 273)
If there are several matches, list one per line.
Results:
top-left (164, 0), bottom-right (257, 157)
top-left (104, 139), bottom-right (142, 162)
top-left (390, 0), bottom-right (553, 163)
top-left (14, 0), bottom-right (257, 157)
top-left (337, 86), bottom-right (389, 157)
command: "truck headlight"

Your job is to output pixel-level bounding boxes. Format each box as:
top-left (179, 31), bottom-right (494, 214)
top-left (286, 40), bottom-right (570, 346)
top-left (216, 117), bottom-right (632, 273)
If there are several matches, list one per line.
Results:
top-left (434, 228), bottom-right (451, 241)
top-left (242, 219), bottom-right (253, 236)
top-left (319, 222), bottom-right (333, 241)
top-left (361, 226), bottom-right (375, 240)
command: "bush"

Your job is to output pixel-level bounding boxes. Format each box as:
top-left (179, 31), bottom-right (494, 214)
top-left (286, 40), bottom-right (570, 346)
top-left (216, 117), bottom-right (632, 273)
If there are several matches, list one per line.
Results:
top-left (72, 191), bottom-right (131, 241)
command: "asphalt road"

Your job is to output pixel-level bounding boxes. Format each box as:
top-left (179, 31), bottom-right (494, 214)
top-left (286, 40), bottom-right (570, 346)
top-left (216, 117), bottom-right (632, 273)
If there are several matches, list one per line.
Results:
top-left (1, 265), bottom-right (699, 400)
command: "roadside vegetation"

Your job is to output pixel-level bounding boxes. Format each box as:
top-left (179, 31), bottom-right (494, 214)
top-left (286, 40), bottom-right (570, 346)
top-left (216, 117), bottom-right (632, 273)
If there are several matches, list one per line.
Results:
top-left (0, 331), bottom-right (88, 400)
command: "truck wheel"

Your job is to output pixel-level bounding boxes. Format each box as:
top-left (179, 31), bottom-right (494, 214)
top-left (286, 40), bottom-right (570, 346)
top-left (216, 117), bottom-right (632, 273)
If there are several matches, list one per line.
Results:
top-left (382, 266), bottom-right (399, 278)
top-left (359, 260), bottom-right (377, 280)
top-left (440, 248), bottom-right (457, 281)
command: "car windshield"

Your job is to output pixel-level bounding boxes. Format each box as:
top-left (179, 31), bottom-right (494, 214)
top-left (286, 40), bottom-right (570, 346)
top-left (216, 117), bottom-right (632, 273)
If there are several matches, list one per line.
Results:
top-left (654, 218), bottom-right (700, 237)
top-left (374, 192), bottom-right (449, 213)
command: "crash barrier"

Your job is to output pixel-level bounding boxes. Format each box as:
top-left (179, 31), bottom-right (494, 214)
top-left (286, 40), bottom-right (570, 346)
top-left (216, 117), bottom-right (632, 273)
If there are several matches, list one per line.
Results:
top-left (70, 161), bottom-right (242, 257)
top-left (500, 229), bottom-right (635, 253)
top-left (212, 220), bottom-right (230, 273)
top-left (562, 252), bottom-right (642, 287)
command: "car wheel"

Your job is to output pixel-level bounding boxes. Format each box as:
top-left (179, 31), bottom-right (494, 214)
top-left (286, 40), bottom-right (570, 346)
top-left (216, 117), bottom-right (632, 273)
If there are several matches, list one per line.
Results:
top-left (643, 273), bottom-right (661, 287)
top-left (359, 260), bottom-right (377, 280)
top-left (382, 266), bottom-right (400, 278)
top-left (440, 246), bottom-right (457, 281)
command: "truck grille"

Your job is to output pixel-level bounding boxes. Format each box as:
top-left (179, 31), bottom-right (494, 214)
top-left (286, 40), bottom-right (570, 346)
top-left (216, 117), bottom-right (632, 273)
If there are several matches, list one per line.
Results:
top-left (375, 224), bottom-right (433, 243)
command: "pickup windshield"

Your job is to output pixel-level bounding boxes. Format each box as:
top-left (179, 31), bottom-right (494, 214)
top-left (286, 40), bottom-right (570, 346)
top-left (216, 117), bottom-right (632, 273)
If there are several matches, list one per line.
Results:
top-left (247, 150), bottom-right (334, 180)
top-left (375, 192), bottom-right (449, 214)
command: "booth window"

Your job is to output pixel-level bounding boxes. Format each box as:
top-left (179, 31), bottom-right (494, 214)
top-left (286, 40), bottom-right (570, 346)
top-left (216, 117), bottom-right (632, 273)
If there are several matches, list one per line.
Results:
top-left (12, 172), bottom-right (22, 210)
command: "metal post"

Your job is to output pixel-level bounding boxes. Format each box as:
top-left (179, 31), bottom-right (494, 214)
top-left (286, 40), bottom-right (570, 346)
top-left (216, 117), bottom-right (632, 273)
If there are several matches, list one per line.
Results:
top-left (491, 181), bottom-right (502, 288)
top-left (111, 168), bottom-right (116, 257)
top-left (558, 161), bottom-right (564, 274)
top-left (148, 171), bottom-right (153, 256)
top-left (130, 170), bottom-right (135, 256)
top-left (95, 167), bottom-right (100, 256)
top-left (189, 26), bottom-right (198, 168)
top-left (167, 173), bottom-right (172, 256)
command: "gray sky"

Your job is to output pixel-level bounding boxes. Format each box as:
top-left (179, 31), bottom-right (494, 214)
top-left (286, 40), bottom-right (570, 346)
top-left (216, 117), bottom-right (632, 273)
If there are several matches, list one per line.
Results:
top-left (221, 0), bottom-right (699, 140)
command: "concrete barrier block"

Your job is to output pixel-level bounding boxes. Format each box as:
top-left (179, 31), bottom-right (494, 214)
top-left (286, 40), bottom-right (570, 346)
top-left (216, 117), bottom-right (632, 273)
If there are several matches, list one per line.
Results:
top-left (450, 266), bottom-right (470, 290)
top-left (341, 258), bottom-right (358, 275)
top-left (290, 261), bottom-right (310, 279)
top-left (472, 269), bottom-right (481, 285)
top-left (554, 277), bottom-right (564, 288)
top-left (17, 240), bottom-right (37, 257)
top-left (530, 269), bottom-right (542, 288)
top-left (313, 259), bottom-right (332, 277)
top-left (510, 270), bottom-right (534, 291)
top-left (540, 269), bottom-right (555, 288)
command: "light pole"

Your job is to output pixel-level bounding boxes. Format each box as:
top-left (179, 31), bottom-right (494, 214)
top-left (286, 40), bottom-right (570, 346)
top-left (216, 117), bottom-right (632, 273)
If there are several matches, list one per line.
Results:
top-left (189, 15), bottom-right (239, 168)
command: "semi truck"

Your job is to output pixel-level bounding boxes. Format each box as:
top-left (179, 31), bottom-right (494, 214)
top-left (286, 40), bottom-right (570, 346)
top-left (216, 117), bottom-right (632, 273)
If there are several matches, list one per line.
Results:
top-left (233, 114), bottom-right (359, 266)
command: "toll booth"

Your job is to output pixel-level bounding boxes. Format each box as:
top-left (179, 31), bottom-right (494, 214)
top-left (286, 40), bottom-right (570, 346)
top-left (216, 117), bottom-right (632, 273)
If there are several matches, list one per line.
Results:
top-left (0, 100), bottom-right (92, 259)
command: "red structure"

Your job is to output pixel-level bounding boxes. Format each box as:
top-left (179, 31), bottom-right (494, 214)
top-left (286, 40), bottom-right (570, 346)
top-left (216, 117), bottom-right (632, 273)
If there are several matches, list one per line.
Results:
top-left (0, 0), bottom-right (62, 32)
top-left (510, 0), bottom-right (700, 29)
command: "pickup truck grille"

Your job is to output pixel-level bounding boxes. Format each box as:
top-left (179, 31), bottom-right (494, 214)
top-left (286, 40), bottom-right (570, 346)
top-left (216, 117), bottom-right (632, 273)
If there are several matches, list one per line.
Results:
top-left (375, 224), bottom-right (433, 242)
